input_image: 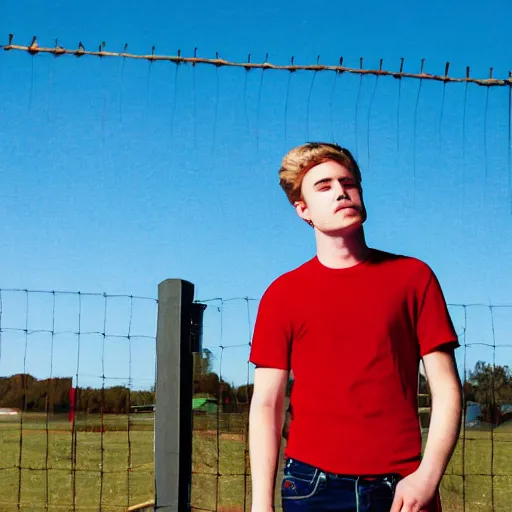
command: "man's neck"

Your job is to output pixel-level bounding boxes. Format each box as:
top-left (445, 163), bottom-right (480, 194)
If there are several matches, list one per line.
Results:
top-left (315, 228), bottom-right (370, 269)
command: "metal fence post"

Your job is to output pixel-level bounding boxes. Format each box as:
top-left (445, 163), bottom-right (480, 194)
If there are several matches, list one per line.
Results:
top-left (154, 279), bottom-right (199, 512)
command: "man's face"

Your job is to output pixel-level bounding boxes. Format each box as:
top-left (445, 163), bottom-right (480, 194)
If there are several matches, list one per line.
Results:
top-left (295, 160), bottom-right (366, 234)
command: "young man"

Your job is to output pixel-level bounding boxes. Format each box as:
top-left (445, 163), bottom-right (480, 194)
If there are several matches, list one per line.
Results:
top-left (248, 143), bottom-right (462, 512)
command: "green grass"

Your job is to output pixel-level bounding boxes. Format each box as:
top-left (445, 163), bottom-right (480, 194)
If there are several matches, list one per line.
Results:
top-left (0, 413), bottom-right (154, 512)
top-left (190, 422), bottom-right (512, 512)
top-left (1, 413), bottom-right (511, 511)
top-left (438, 423), bottom-right (512, 512)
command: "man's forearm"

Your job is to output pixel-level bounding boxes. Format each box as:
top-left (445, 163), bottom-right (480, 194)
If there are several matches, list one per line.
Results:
top-left (419, 382), bottom-right (462, 484)
top-left (249, 402), bottom-right (284, 509)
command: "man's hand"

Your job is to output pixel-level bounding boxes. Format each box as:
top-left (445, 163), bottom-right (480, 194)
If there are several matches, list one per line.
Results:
top-left (391, 348), bottom-right (461, 512)
top-left (391, 349), bottom-right (461, 511)
top-left (390, 469), bottom-right (437, 512)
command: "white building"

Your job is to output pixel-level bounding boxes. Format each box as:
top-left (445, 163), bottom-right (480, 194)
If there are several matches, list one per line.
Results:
top-left (0, 408), bottom-right (20, 416)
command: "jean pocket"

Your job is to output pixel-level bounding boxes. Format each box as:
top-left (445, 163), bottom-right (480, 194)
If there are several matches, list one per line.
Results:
top-left (283, 459), bottom-right (318, 481)
top-left (358, 477), bottom-right (399, 510)
top-left (282, 461), bottom-right (326, 500)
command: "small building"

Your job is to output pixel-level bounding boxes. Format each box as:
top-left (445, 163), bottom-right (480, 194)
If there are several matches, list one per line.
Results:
top-left (130, 404), bottom-right (155, 413)
top-left (0, 408), bottom-right (20, 416)
top-left (499, 403), bottom-right (512, 424)
top-left (465, 401), bottom-right (482, 427)
top-left (192, 397), bottom-right (217, 414)
top-left (500, 404), bottom-right (512, 415)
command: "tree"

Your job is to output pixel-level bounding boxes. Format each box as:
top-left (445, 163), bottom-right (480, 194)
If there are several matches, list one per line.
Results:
top-left (193, 348), bottom-right (231, 400)
top-left (235, 384), bottom-right (253, 404)
top-left (468, 361), bottom-right (512, 405)
top-left (194, 372), bottom-right (219, 396)
top-left (194, 348), bottom-right (214, 378)
top-left (466, 361), bottom-right (512, 425)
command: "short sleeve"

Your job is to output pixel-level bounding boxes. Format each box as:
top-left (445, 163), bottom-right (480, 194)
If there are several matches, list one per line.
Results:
top-left (416, 267), bottom-right (459, 357)
top-left (249, 278), bottom-right (293, 370)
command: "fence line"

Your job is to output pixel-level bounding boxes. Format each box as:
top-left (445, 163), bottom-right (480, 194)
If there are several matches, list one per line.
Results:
top-left (2, 36), bottom-right (512, 87)
top-left (0, 288), bottom-right (157, 511)
top-left (190, 297), bottom-right (512, 512)
top-left (1, 286), bottom-right (511, 511)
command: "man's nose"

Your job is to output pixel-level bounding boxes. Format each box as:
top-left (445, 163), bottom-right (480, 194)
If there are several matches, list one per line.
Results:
top-left (334, 182), bottom-right (349, 200)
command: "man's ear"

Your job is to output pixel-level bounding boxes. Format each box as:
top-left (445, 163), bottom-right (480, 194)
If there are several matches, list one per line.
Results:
top-left (294, 200), bottom-right (311, 223)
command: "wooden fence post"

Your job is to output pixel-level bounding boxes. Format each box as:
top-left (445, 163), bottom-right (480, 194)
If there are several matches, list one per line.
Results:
top-left (154, 279), bottom-right (205, 512)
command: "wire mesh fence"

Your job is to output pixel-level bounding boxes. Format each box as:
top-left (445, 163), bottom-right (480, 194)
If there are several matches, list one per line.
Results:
top-left (190, 298), bottom-right (512, 512)
top-left (0, 288), bottom-right (157, 511)
top-left (0, 291), bottom-right (511, 511)
top-left (1, 33), bottom-right (511, 512)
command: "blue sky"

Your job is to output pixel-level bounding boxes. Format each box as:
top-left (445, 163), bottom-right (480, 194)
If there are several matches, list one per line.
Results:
top-left (0, 0), bottom-right (511, 389)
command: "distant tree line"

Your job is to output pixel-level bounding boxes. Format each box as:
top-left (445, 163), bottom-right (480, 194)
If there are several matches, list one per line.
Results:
top-left (0, 374), bottom-right (156, 414)
top-left (463, 361), bottom-right (512, 424)
top-left (0, 349), bottom-right (253, 414)
top-left (0, 374), bottom-right (73, 413)
top-left (464, 361), bottom-right (512, 405)
top-left (2, 356), bottom-right (509, 418)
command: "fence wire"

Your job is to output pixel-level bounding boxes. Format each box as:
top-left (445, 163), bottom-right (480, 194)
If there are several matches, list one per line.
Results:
top-left (0, 289), bottom-right (157, 511)
top-left (2, 36), bottom-right (512, 87)
top-left (2, 36), bottom-right (510, 217)
top-left (190, 298), bottom-right (512, 512)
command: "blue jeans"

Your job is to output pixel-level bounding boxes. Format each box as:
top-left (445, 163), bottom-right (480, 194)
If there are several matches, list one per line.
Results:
top-left (281, 458), bottom-right (402, 512)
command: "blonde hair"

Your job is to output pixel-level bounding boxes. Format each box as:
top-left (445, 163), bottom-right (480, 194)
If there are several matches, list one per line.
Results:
top-left (278, 142), bottom-right (362, 205)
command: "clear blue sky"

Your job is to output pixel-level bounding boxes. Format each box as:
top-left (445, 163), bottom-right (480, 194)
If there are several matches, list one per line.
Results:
top-left (0, 0), bottom-right (511, 389)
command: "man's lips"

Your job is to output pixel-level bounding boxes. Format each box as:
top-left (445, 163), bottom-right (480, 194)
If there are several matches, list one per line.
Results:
top-left (334, 205), bottom-right (359, 213)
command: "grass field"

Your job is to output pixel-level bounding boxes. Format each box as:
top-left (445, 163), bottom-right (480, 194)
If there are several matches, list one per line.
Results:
top-left (0, 413), bottom-right (154, 512)
top-left (0, 413), bottom-right (511, 511)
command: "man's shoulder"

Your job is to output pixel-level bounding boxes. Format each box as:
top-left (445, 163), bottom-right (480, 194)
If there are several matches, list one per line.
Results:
top-left (370, 249), bottom-right (438, 292)
top-left (260, 258), bottom-right (314, 299)
top-left (371, 248), bottom-right (434, 276)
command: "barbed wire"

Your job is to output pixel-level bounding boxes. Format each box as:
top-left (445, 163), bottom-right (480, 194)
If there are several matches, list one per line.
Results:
top-left (2, 36), bottom-right (512, 87)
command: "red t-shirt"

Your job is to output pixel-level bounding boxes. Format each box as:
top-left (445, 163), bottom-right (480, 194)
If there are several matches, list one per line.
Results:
top-left (249, 249), bottom-right (459, 478)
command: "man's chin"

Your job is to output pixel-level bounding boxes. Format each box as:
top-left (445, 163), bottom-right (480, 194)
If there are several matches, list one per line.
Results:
top-left (322, 221), bottom-right (363, 236)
